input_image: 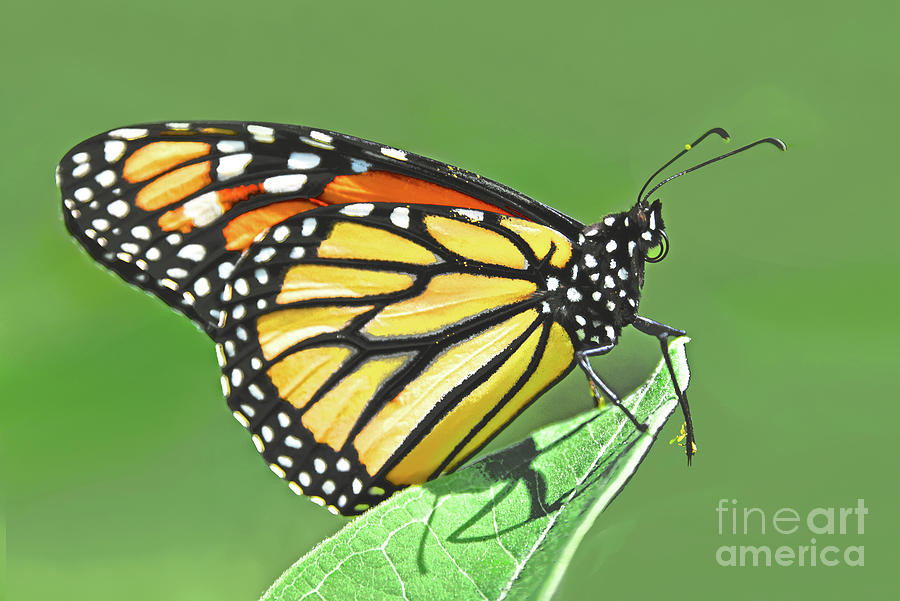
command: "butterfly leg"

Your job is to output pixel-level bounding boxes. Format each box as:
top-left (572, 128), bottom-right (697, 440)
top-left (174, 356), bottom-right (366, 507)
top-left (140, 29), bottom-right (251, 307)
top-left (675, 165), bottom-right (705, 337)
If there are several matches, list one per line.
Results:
top-left (632, 315), bottom-right (695, 463)
top-left (576, 346), bottom-right (648, 432)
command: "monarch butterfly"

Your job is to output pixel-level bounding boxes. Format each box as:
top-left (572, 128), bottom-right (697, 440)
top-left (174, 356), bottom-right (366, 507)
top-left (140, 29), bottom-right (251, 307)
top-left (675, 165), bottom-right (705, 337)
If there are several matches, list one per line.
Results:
top-left (57, 122), bottom-right (784, 515)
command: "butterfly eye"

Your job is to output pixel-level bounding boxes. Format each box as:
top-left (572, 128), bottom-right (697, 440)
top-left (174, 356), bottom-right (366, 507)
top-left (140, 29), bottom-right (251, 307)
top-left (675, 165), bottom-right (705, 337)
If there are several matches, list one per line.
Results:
top-left (645, 230), bottom-right (669, 263)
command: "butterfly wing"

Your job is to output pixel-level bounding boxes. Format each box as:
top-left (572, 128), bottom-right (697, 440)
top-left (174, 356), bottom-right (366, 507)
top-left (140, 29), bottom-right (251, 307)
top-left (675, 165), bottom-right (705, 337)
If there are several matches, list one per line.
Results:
top-left (57, 122), bottom-right (583, 333)
top-left (216, 203), bottom-right (579, 514)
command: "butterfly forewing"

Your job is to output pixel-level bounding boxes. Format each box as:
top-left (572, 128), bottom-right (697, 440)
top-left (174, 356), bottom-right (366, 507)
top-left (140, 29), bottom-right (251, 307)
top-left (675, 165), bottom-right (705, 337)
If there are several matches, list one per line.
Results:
top-left (57, 122), bottom-right (583, 333)
top-left (215, 203), bottom-right (578, 514)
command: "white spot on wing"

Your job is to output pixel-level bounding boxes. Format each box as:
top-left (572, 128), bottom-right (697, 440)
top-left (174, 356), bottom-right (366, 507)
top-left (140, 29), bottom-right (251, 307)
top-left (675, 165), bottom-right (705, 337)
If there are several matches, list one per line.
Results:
top-left (95, 170), bottom-right (116, 188)
top-left (381, 147), bottom-right (407, 161)
top-left (194, 277), bottom-right (211, 296)
top-left (217, 153), bottom-right (252, 180)
top-left (107, 199), bottom-right (129, 218)
top-left (287, 152), bottom-right (321, 170)
top-left (182, 191), bottom-right (222, 226)
top-left (104, 140), bottom-right (126, 162)
top-left (216, 140), bottom-right (245, 153)
top-left (310, 130), bottom-right (333, 143)
top-left (218, 262), bottom-right (234, 279)
top-left (390, 206), bottom-right (410, 228)
top-left (254, 247), bottom-right (276, 262)
top-left (454, 208), bottom-right (483, 221)
top-left (177, 244), bottom-right (206, 262)
top-left (339, 203), bottom-right (374, 217)
top-left (273, 225), bottom-right (290, 242)
top-left (263, 174), bottom-right (307, 194)
top-left (247, 124), bottom-right (275, 142)
top-left (108, 128), bottom-right (148, 140)
top-left (300, 218), bottom-right (316, 236)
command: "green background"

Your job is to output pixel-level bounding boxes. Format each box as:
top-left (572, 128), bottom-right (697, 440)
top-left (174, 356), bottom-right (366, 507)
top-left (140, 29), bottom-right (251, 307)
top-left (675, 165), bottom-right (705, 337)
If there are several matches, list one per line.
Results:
top-left (2, 1), bottom-right (896, 599)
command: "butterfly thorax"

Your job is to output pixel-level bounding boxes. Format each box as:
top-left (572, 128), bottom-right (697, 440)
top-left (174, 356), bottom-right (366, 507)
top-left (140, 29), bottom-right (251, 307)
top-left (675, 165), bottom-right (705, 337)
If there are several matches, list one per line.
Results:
top-left (550, 200), bottom-right (665, 349)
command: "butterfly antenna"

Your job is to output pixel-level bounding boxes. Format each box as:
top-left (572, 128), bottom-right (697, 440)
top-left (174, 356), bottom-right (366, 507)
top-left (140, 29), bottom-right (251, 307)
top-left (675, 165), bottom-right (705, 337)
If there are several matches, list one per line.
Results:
top-left (636, 127), bottom-right (731, 204)
top-left (641, 137), bottom-right (787, 203)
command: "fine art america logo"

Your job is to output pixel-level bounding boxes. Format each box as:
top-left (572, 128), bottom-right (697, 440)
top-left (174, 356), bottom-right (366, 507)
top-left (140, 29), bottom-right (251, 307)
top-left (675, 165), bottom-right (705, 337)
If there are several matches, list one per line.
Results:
top-left (715, 498), bottom-right (867, 567)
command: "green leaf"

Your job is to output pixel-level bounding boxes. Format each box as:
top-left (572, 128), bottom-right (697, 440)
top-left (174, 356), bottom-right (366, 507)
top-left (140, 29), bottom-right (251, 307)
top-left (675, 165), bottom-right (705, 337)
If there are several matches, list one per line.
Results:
top-left (262, 337), bottom-right (691, 601)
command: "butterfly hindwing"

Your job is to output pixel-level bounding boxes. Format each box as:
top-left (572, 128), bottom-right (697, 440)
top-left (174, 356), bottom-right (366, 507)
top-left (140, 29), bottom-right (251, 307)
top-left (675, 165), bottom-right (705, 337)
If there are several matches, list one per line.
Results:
top-left (215, 203), bottom-right (579, 514)
top-left (57, 122), bottom-right (584, 333)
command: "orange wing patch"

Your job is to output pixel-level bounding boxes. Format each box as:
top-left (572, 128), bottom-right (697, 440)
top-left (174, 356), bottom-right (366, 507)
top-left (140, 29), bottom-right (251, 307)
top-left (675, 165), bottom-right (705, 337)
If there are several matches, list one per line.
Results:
top-left (123, 141), bottom-right (211, 183)
top-left (135, 161), bottom-right (212, 210)
top-left (223, 200), bottom-right (315, 250)
top-left (317, 171), bottom-right (514, 215)
top-left (354, 309), bottom-right (538, 477)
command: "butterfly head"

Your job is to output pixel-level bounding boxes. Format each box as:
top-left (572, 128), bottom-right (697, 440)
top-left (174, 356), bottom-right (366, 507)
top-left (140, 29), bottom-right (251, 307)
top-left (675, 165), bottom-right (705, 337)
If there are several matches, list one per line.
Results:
top-left (563, 201), bottom-right (668, 346)
top-left (628, 198), bottom-right (668, 262)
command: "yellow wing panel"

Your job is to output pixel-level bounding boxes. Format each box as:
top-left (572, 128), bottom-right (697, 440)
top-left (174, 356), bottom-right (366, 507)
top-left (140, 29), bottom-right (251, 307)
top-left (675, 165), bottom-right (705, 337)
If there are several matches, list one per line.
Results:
top-left (425, 215), bottom-right (526, 269)
top-left (257, 305), bottom-right (374, 361)
top-left (363, 273), bottom-right (537, 338)
top-left (386, 324), bottom-right (543, 485)
top-left (446, 321), bottom-right (575, 471)
top-left (302, 354), bottom-right (411, 449)
top-left (353, 309), bottom-right (539, 476)
top-left (318, 221), bottom-right (439, 265)
top-left (267, 346), bottom-right (353, 409)
top-left (499, 216), bottom-right (573, 268)
top-left (276, 264), bottom-right (414, 304)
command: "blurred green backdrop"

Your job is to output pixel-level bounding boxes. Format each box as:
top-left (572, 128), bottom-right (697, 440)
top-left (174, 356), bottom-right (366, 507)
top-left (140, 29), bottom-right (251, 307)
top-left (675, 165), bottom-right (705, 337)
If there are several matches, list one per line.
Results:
top-left (2, 1), bottom-right (897, 599)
